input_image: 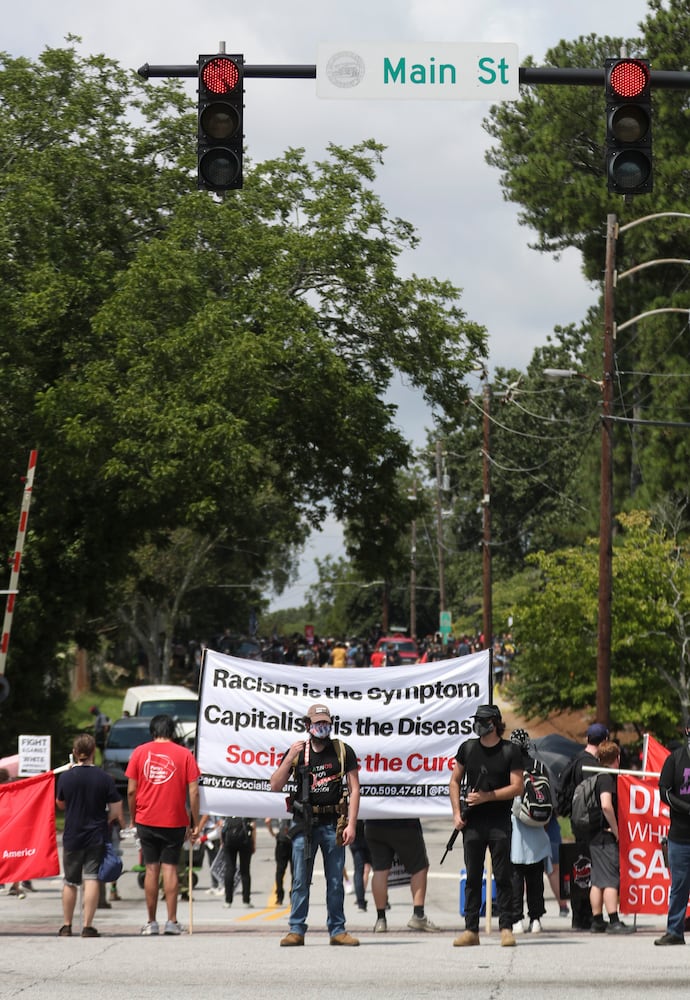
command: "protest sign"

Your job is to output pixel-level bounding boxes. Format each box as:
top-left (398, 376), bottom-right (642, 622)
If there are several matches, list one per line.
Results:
top-left (0, 770), bottom-right (60, 883)
top-left (196, 648), bottom-right (490, 818)
top-left (619, 774), bottom-right (675, 915)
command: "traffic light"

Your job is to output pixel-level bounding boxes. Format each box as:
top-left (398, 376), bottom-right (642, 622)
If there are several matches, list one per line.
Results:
top-left (197, 54), bottom-right (244, 191)
top-left (605, 57), bottom-right (652, 195)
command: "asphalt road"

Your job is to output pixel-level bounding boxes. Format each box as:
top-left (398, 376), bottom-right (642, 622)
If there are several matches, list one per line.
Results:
top-left (1, 818), bottom-right (686, 1000)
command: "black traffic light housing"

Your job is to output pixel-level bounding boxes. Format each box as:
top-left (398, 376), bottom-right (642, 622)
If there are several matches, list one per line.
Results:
top-left (605, 57), bottom-right (652, 195)
top-left (198, 54), bottom-right (244, 191)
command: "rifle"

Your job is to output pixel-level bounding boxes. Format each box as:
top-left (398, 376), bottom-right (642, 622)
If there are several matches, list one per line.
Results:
top-left (292, 763), bottom-right (314, 861)
top-left (440, 764), bottom-right (487, 864)
top-left (440, 828), bottom-right (460, 866)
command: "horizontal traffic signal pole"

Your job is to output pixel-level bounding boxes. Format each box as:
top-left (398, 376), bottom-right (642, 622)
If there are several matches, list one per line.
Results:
top-left (138, 62), bottom-right (690, 88)
top-left (138, 63), bottom-right (317, 79)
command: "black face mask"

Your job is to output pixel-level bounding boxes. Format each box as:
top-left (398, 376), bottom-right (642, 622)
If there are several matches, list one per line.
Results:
top-left (473, 719), bottom-right (495, 737)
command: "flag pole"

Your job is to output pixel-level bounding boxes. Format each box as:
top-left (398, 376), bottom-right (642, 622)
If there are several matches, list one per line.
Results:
top-left (188, 840), bottom-right (194, 934)
top-left (0, 450), bottom-right (39, 692)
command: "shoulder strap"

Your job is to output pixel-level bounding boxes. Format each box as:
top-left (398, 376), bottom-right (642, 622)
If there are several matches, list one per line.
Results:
top-left (333, 739), bottom-right (346, 785)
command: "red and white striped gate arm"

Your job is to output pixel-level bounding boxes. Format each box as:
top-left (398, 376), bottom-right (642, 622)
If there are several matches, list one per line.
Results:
top-left (0, 449), bottom-right (38, 677)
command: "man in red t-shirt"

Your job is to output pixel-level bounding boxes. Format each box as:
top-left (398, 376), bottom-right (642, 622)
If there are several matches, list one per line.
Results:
top-left (370, 649), bottom-right (385, 668)
top-left (126, 714), bottom-right (200, 936)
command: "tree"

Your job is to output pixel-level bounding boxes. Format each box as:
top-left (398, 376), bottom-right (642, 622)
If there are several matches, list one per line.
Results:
top-left (0, 43), bottom-right (487, 744)
top-left (483, 5), bottom-right (690, 526)
top-left (508, 510), bottom-right (690, 739)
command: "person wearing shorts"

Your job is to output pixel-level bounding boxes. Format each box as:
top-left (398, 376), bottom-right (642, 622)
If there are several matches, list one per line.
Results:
top-left (126, 714), bottom-right (200, 936)
top-left (589, 740), bottom-right (634, 935)
top-left (55, 733), bottom-right (123, 938)
top-left (364, 817), bottom-right (440, 933)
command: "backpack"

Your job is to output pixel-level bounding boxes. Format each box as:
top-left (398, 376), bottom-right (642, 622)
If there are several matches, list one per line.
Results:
top-left (556, 753), bottom-right (586, 818)
top-left (513, 764), bottom-right (553, 827)
top-left (570, 774), bottom-right (603, 843)
top-left (222, 817), bottom-right (252, 848)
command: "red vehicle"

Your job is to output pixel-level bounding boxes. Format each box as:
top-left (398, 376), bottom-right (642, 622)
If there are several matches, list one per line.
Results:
top-left (374, 634), bottom-right (419, 665)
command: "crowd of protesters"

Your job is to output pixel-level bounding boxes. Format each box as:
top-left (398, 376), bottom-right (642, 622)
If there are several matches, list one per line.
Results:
top-left (181, 629), bottom-right (518, 676)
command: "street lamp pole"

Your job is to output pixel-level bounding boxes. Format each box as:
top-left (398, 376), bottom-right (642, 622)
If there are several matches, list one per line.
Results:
top-left (598, 213), bottom-right (617, 729)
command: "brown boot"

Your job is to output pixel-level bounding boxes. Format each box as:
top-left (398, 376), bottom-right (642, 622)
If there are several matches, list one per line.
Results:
top-left (501, 928), bottom-right (516, 947)
top-left (330, 932), bottom-right (360, 946)
top-left (453, 930), bottom-right (480, 947)
top-left (280, 932), bottom-right (305, 947)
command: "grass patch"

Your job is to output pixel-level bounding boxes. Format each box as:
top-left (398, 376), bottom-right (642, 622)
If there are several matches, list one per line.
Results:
top-left (64, 686), bottom-right (128, 736)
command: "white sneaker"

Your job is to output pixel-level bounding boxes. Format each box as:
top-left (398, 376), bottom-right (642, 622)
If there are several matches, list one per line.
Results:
top-left (141, 921), bottom-right (159, 936)
top-left (512, 920), bottom-right (525, 935)
top-left (164, 920), bottom-right (184, 935)
top-left (344, 879), bottom-right (354, 895)
top-left (528, 919), bottom-right (543, 934)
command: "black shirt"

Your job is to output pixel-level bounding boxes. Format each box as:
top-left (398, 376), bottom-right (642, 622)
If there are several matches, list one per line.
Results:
top-left (659, 745), bottom-right (690, 844)
top-left (455, 737), bottom-right (522, 826)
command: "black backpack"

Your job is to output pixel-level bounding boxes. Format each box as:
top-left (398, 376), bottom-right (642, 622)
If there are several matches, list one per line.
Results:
top-left (570, 774), bottom-right (603, 843)
top-left (222, 817), bottom-right (252, 848)
top-left (556, 753), bottom-right (586, 818)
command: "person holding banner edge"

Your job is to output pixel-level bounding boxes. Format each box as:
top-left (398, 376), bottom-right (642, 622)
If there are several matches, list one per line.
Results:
top-left (270, 702), bottom-right (360, 947)
top-left (449, 703), bottom-right (523, 948)
top-left (656, 725), bottom-right (690, 946)
top-left (55, 733), bottom-right (123, 938)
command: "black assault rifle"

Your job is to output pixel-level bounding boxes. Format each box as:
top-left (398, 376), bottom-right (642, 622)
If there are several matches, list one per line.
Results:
top-left (292, 762), bottom-right (314, 861)
top-left (440, 765), bottom-right (487, 865)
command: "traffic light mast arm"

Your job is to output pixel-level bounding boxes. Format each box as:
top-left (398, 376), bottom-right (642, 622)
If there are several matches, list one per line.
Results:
top-left (137, 62), bottom-right (690, 89)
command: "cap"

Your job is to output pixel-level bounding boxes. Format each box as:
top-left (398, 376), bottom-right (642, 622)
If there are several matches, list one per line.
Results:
top-left (587, 723), bottom-right (610, 744)
top-left (510, 728), bottom-right (531, 750)
top-left (473, 704), bottom-right (502, 721)
top-left (306, 703), bottom-right (332, 723)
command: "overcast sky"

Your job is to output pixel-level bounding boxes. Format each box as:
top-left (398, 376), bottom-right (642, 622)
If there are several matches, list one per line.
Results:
top-left (7, 0), bottom-right (652, 610)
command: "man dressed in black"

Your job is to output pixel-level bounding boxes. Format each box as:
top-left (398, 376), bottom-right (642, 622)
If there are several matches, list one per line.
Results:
top-left (449, 704), bottom-right (523, 947)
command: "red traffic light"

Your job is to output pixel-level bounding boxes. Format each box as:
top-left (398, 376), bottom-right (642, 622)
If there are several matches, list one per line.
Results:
top-left (605, 57), bottom-right (652, 195)
top-left (608, 59), bottom-right (650, 99)
top-left (198, 54), bottom-right (244, 191)
top-left (201, 56), bottom-right (241, 95)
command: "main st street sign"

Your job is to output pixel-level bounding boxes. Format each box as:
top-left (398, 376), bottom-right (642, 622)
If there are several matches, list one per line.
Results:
top-left (317, 42), bottom-right (519, 101)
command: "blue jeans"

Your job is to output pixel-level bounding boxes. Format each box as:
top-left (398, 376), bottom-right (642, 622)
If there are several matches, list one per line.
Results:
top-left (666, 839), bottom-right (690, 939)
top-left (289, 822), bottom-right (346, 938)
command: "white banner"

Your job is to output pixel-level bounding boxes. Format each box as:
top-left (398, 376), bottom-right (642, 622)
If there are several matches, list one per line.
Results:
top-left (196, 649), bottom-right (491, 819)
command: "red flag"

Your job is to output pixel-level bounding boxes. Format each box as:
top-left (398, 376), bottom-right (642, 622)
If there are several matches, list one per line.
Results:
top-left (643, 733), bottom-right (670, 774)
top-left (0, 770), bottom-right (60, 882)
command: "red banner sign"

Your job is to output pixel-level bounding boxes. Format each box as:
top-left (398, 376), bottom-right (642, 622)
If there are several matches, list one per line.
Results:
top-left (617, 773), bottom-right (690, 916)
top-left (0, 770), bottom-right (60, 883)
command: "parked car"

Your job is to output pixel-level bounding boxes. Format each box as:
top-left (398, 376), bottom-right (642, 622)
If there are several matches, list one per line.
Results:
top-left (101, 718), bottom-right (156, 794)
top-left (374, 634), bottom-right (420, 665)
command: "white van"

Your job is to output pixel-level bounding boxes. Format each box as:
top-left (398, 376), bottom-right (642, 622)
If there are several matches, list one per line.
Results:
top-left (121, 684), bottom-right (198, 744)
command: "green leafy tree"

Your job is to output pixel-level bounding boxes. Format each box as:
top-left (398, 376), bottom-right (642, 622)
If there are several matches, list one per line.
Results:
top-left (482, 4), bottom-right (690, 524)
top-left (0, 43), bottom-right (486, 746)
top-left (509, 510), bottom-right (690, 738)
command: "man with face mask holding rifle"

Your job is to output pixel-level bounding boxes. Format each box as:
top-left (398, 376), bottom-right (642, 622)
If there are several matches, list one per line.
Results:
top-left (449, 704), bottom-right (523, 948)
top-left (270, 703), bottom-right (360, 947)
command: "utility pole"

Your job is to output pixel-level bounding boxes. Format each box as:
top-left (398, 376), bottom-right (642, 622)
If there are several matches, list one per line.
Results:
top-left (482, 381), bottom-right (492, 649)
top-left (409, 478), bottom-right (417, 641)
top-left (435, 440), bottom-right (447, 615)
top-left (598, 214), bottom-right (616, 729)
